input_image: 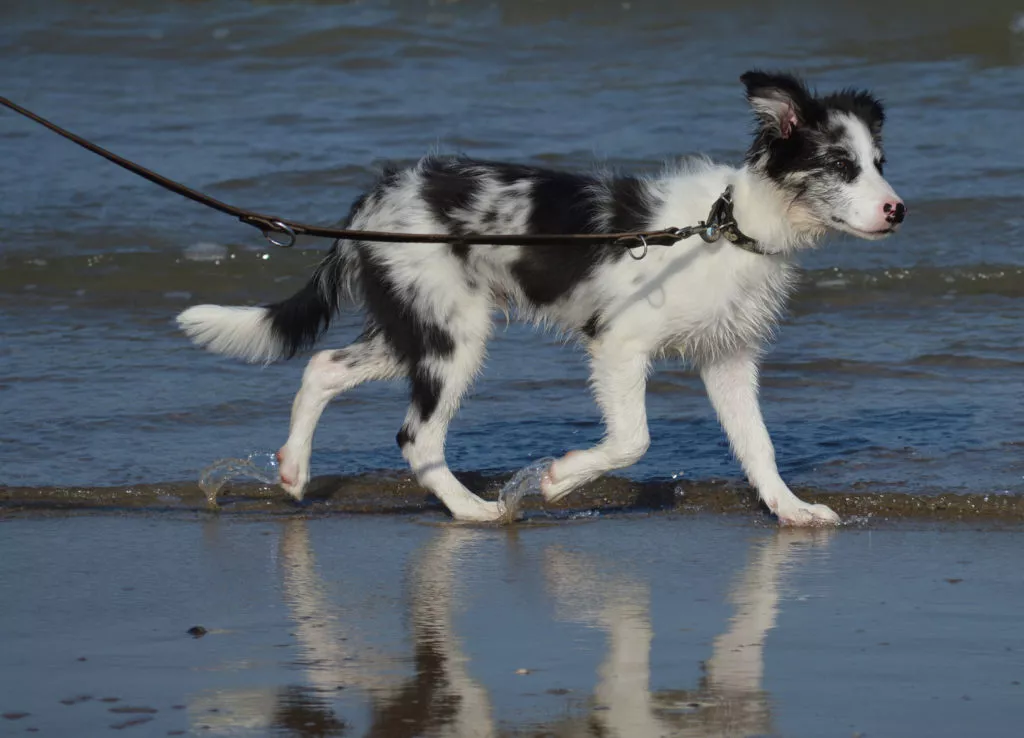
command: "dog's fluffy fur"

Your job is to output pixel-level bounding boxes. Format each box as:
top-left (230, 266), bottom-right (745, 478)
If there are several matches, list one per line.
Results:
top-left (178, 71), bottom-right (905, 524)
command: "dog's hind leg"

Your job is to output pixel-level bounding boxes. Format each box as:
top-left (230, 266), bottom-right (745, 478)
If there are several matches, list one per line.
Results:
top-left (541, 348), bottom-right (651, 503)
top-left (278, 333), bottom-right (403, 500)
top-left (397, 307), bottom-right (502, 523)
top-left (700, 348), bottom-right (840, 526)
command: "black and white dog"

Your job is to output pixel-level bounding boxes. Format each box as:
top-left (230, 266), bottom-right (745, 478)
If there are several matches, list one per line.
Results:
top-left (178, 71), bottom-right (905, 525)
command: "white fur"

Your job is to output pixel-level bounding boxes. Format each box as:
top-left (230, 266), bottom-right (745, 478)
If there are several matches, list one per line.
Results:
top-left (176, 305), bottom-right (281, 364)
top-left (833, 112), bottom-right (901, 235)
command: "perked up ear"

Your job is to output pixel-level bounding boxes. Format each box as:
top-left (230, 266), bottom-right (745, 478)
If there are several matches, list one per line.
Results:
top-left (740, 70), bottom-right (815, 139)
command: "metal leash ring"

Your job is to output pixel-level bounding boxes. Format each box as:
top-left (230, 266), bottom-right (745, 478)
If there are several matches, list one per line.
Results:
top-left (627, 234), bottom-right (648, 261)
top-left (262, 220), bottom-right (296, 249)
top-left (699, 222), bottom-right (720, 244)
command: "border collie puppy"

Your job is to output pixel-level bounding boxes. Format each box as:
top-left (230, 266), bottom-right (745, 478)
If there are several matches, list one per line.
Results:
top-left (178, 71), bottom-right (905, 525)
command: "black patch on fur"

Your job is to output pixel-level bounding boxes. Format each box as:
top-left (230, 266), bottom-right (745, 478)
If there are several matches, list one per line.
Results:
top-left (510, 165), bottom-right (652, 305)
top-left (421, 159), bottom-right (481, 236)
top-left (528, 168), bottom-right (602, 234)
top-left (411, 368), bottom-right (443, 421)
top-left (609, 177), bottom-right (650, 233)
top-left (265, 279), bottom-right (334, 359)
top-left (359, 249), bottom-right (454, 423)
top-left (822, 89), bottom-right (885, 140)
top-left (359, 251), bottom-right (455, 364)
top-left (418, 158), bottom-right (492, 263)
top-left (410, 157), bottom-right (657, 306)
top-left (396, 425), bottom-right (415, 448)
top-left (263, 189), bottom-right (374, 359)
top-left (582, 312), bottom-right (602, 339)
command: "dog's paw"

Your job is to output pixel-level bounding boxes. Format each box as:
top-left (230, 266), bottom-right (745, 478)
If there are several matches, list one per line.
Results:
top-left (276, 447), bottom-right (309, 501)
top-left (540, 452), bottom-right (581, 502)
top-left (776, 502), bottom-right (840, 527)
top-left (451, 499), bottom-right (507, 524)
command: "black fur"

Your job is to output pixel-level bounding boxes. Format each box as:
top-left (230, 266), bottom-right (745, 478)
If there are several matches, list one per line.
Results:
top-left (823, 89), bottom-right (885, 140)
top-left (266, 260), bottom-right (341, 360)
top-left (359, 249), bottom-right (455, 423)
top-left (582, 312), bottom-right (602, 339)
top-left (410, 368), bottom-right (444, 422)
top-left (608, 176), bottom-right (652, 232)
top-left (416, 157), bottom-right (657, 306)
top-left (513, 167), bottom-right (652, 305)
top-left (396, 425), bottom-right (415, 448)
top-left (420, 158), bottom-right (480, 265)
top-left (359, 252), bottom-right (455, 365)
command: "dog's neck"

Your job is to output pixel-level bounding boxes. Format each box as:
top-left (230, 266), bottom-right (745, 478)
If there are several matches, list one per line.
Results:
top-left (728, 167), bottom-right (823, 255)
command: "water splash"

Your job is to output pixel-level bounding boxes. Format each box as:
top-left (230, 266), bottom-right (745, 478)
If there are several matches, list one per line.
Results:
top-left (198, 451), bottom-right (279, 504)
top-left (497, 457), bottom-right (553, 523)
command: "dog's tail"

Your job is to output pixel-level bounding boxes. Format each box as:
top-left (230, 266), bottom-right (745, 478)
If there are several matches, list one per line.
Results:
top-left (176, 246), bottom-right (354, 364)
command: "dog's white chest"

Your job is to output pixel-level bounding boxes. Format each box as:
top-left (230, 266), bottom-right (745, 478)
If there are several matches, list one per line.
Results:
top-left (613, 246), bottom-right (795, 362)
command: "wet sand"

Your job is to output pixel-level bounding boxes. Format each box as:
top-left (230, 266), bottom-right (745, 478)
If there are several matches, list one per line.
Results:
top-left (2, 512), bottom-right (1022, 737)
top-left (4, 472), bottom-right (1024, 522)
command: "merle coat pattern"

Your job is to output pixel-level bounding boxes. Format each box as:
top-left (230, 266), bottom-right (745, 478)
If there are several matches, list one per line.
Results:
top-left (178, 71), bottom-right (905, 525)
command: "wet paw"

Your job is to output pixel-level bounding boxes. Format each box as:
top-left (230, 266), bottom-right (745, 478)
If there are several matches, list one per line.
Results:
top-left (777, 502), bottom-right (840, 527)
top-left (277, 447), bottom-right (309, 501)
top-left (452, 499), bottom-right (506, 524)
top-left (540, 453), bottom-right (578, 502)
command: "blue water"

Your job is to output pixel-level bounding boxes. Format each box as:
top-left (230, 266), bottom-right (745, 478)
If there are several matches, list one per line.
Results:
top-left (1, 0), bottom-right (1022, 500)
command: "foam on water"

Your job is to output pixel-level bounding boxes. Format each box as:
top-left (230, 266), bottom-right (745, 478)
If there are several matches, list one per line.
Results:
top-left (183, 242), bottom-right (229, 263)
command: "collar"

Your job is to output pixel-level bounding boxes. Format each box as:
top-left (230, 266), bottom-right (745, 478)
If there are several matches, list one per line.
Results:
top-left (702, 185), bottom-right (768, 255)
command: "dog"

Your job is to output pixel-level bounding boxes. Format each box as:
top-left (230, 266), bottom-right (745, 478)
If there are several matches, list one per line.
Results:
top-left (177, 71), bottom-right (905, 525)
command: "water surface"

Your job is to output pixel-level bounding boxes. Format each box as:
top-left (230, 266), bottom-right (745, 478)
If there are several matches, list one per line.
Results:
top-left (1, 0), bottom-right (1022, 510)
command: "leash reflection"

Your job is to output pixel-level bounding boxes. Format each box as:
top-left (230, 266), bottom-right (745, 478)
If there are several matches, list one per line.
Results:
top-left (191, 520), bottom-right (831, 737)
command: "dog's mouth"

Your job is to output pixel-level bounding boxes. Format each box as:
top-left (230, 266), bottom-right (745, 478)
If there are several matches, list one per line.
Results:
top-left (831, 218), bottom-right (896, 240)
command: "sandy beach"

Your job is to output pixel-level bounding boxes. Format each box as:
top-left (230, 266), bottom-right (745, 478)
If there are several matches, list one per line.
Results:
top-left (2, 511), bottom-right (1022, 737)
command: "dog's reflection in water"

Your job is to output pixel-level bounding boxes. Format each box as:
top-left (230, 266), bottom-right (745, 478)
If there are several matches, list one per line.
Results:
top-left (544, 528), bottom-right (831, 738)
top-left (191, 522), bottom-right (831, 737)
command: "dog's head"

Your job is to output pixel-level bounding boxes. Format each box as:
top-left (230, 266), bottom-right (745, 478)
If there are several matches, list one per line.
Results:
top-left (741, 70), bottom-right (905, 240)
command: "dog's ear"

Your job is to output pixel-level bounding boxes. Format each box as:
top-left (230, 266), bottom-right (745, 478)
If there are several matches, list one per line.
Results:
top-left (740, 71), bottom-right (815, 139)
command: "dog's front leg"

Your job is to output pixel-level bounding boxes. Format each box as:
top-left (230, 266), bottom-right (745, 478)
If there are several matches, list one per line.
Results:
top-left (700, 349), bottom-right (839, 526)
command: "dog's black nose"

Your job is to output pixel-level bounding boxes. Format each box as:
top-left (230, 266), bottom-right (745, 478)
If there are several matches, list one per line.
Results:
top-left (884, 200), bottom-right (906, 225)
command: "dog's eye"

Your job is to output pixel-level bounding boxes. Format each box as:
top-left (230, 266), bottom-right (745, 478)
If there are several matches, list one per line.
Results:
top-left (829, 158), bottom-right (856, 181)
top-left (875, 157), bottom-right (886, 174)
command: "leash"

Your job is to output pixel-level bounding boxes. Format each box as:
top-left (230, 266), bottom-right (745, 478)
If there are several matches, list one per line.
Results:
top-left (0, 96), bottom-right (766, 257)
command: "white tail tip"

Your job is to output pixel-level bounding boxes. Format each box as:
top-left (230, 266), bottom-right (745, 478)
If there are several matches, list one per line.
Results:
top-left (176, 305), bottom-right (282, 364)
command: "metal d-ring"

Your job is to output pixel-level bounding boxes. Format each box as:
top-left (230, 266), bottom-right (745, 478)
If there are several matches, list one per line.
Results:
top-left (699, 223), bottom-right (720, 244)
top-left (262, 220), bottom-right (296, 248)
top-left (627, 235), bottom-right (648, 261)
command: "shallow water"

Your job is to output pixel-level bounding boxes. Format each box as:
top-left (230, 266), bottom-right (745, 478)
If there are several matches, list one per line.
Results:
top-left (1, 0), bottom-right (1023, 511)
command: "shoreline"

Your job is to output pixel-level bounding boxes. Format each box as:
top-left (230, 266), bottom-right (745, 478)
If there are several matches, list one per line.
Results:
top-left (3, 471), bottom-right (1024, 522)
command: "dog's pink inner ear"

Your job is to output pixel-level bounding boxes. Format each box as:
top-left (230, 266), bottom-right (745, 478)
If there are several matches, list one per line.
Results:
top-left (780, 105), bottom-right (799, 138)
